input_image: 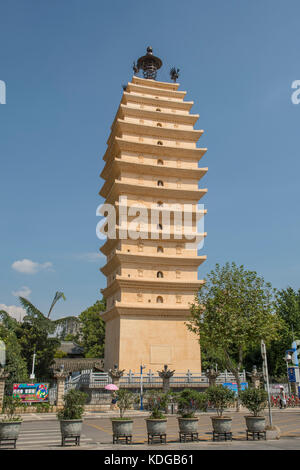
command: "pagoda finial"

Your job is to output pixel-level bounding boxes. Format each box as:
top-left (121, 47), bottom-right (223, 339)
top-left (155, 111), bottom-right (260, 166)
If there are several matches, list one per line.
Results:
top-left (134, 46), bottom-right (162, 80)
top-left (170, 67), bottom-right (180, 83)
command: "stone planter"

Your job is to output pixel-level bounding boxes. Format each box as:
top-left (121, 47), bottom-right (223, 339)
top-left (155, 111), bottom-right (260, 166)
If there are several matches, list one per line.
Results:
top-left (59, 419), bottom-right (83, 438)
top-left (0, 421), bottom-right (22, 440)
top-left (146, 418), bottom-right (167, 436)
top-left (178, 417), bottom-right (198, 434)
top-left (245, 416), bottom-right (266, 433)
top-left (112, 419), bottom-right (133, 437)
top-left (211, 416), bottom-right (232, 433)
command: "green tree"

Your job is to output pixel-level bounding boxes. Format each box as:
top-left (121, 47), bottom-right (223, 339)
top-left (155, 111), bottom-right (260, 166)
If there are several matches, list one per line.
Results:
top-left (57, 389), bottom-right (87, 420)
top-left (276, 287), bottom-right (300, 332)
top-left (54, 349), bottom-right (68, 358)
top-left (115, 389), bottom-right (134, 419)
top-left (267, 287), bottom-right (300, 379)
top-left (240, 388), bottom-right (268, 416)
top-left (187, 262), bottom-right (282, 408)
top-left (15, 297), bottom-right (61, 379)
top-left (79, 299), bottom-right (106, 358)
top-left (0, 311), bottom-right (28, 385)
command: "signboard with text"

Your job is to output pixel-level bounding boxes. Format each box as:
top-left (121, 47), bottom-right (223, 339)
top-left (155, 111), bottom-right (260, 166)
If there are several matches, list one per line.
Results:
top-left (13, 383), bottom-right (49, 403)
top-left (223, 382), bottom-right (248, 396)
top-left (288, 367), bottom-right (296, 383)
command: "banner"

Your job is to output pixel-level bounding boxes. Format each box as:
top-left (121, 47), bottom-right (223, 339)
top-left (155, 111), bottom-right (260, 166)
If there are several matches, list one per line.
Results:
top-left (223, 382), bottom-right (248, 396)
top-left (13, 383), bottom-right (49, 403)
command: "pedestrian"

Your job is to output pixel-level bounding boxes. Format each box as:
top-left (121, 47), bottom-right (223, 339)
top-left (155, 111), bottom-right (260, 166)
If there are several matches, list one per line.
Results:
top-left (279, 386), bottom-right (287, 409)
top-left (110, 391), bottom-right (118, 411)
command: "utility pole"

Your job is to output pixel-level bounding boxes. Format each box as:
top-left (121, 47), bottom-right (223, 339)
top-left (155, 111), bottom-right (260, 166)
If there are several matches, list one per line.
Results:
top-left (261, 340), bottom-right (273, 427)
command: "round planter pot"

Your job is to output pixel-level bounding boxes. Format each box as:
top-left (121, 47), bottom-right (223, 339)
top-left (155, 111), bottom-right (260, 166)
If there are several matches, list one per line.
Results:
top-left (112, 419), bottom-right (133, 437)
top-left (211, 416), bottom-right (232, 433)
top-left (178, 417), bottom-right (198, 434)
top-left (146, 419), bottom-right (167, 435)
top-left (59, 419), bottom-right (83, 437)
top-left (245, 416), bottom-right (266, 433)
top-left (0, 421), bottom-right (22, 440)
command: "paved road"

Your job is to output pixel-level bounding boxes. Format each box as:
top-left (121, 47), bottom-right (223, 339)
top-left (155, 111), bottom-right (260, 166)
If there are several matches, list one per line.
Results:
top-left (2, 410), bottom-right (300, 450)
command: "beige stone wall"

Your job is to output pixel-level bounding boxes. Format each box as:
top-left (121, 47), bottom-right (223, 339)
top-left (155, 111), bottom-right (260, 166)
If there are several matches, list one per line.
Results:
top-left (120, 240), bottom-right (198, 256)
top-left (122, 133), bottom-right (197, 149)
top-left (103, 315), bottom-right (121, 368)
top-left (123, 196), bottom-right (200, 209)
top-left (125, 101), bottom-right (191, 116)
top-left (119, 288), bottom-right (194, 305)
top-left (120, 265), bottom-right (198, 281)
top-left (120, 172), bottom-right (199, 190)
top-left (124, 116), bottom-right (193, 131)
top-left (117, 315), bottom-right (201, 373)
top-left (120, 151), bottom-right (199, 169)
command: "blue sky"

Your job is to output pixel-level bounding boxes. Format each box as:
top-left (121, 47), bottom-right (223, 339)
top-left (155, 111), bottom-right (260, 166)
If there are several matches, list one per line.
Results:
top-left (0, 0), bottom-right (299, 320)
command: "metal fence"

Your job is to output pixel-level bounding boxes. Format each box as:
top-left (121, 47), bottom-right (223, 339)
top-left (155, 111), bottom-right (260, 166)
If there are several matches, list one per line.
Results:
top-left (78, 372), bottom-right (111, 387)
top-left (66, 370), bottom-right (246, 388)
top-left (119, 370), bottom-right (246, 385)
top-left (48, 385), bottom-right (57, 404)
top-left (44, 369), bottom-right (248, 404)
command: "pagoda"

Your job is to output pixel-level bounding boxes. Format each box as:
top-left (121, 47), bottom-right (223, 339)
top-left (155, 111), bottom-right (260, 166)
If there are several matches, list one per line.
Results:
top-left (99, 47), bottom-right (207, 373)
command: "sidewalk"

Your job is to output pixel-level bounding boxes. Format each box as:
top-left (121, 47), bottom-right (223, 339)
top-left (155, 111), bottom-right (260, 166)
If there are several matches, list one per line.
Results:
top-left (7, 409), bottom-right (151, 421)
top-left (5, 406), bottom-right (298, 422)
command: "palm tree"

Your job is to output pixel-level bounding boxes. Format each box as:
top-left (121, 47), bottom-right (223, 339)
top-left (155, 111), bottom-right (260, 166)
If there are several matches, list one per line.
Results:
top-left (17, 293), bottom-right (66, 378)
top-left (19, 291), bottom-right (66, 320)
top-left (47, 292), bottom-right (66, 318)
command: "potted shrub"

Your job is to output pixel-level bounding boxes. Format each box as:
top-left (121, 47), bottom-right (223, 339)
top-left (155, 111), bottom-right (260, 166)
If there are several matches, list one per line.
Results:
top-left (111, 389), bottom-right (134, 441)
top-left (206, 385), bottom-right (235, 434)
top-left (145, 390), bottom-right (169, 437)
top-left (0, 396), bottom-right (23, 446)
top-left (240, 388), bottom-right (268, 433)
top-left (36, 402), bottom-right (53, 413)
top-left (57, 389), bottom-right (87, 445)
top-left (176, 389), bottom-right (207, 434)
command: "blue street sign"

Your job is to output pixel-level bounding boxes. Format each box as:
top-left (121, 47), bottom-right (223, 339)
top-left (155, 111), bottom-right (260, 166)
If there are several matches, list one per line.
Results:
top-left (292, 341), bottom-right (299, 366)
top-left (288, 367), bottom-right (296, 383)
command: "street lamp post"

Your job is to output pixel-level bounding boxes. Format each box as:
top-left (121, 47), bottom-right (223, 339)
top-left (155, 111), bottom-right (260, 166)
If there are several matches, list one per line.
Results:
top-left (140, 364), bottom-right (146, 411)
top-left (284, 352), bottom-right (292, 396)
top-left (30, 348), bottom-right (36, 380)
